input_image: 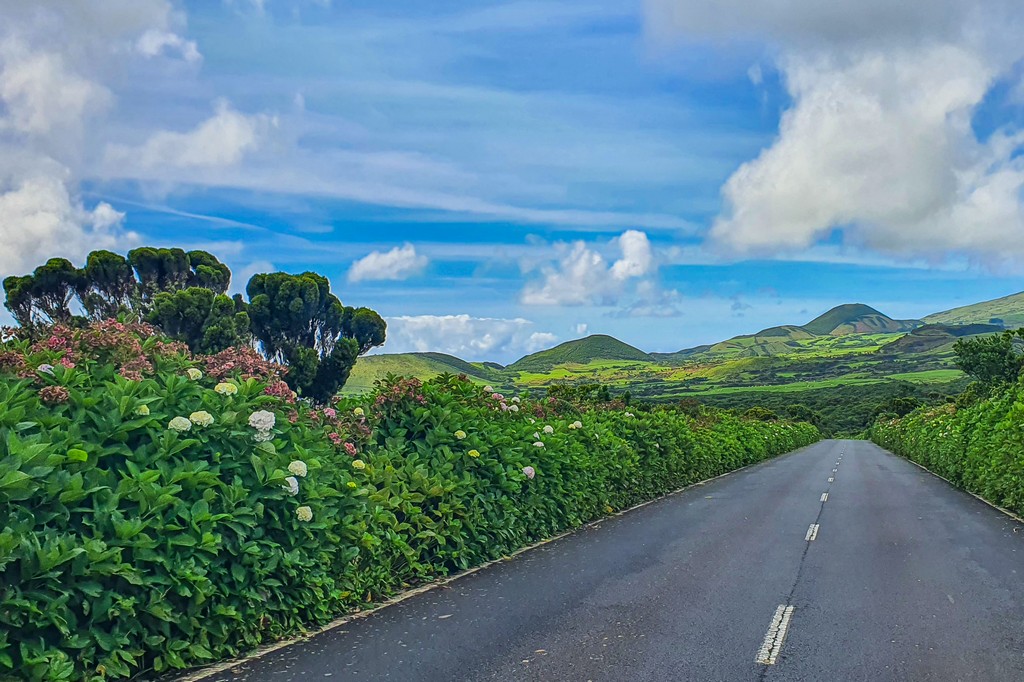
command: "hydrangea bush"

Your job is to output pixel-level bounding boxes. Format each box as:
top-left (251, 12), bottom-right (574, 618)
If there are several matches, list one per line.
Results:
top-left (871, 386), bottom-right (1024, 516)
top-left (0, 325), bottom-right (819, 680)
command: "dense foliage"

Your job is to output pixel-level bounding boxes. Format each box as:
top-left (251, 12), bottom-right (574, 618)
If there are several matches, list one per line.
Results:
top-left (247, 272), bottom-right (385, 402)
top-left (691, 380), bottom-right (965, 437)
top-left (0, 323), bottom-right (818, 680)
top-left (952, 329), bottom-right (1024, 387)
top-left (871, 381), bottom-right (1024, 517)
top-left (3, 250), bottom-right (386, 401)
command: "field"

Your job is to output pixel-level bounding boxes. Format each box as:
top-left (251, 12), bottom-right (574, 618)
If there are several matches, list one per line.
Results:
top-left (345, 301), bottom-right (1011, 435)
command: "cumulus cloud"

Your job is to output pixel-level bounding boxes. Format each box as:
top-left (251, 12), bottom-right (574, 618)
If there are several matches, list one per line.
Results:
top-left (348, 243), bottom-right (429, 283)
top-left (381, 315), bottom-right (557, 361)
top-left (109, 100), bottom-right (276, 170)
top-left (0, 0), bottom-right (205, 277)
top-left (646, 0), bottom-right (1024, 264)
top-left (135, 29), bottom-right (201, 63)
top-left (521, 230), bottom-right (656, 305)
top-left (0, 175), bottom-right (138, 275)
top-left (0, 43), bottom-right (111, 136)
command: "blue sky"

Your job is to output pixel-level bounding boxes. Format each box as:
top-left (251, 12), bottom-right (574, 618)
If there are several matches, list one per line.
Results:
top-left (2, 0), bottom-right (1024, 362)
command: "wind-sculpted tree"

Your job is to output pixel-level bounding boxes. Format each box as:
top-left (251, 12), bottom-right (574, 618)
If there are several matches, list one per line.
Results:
top-left (128, 247), bottom-right (230, 311)
top-left (77, 250), bottom-right (137, 319)
top-left (2, 258), bottom-right (81, 331)
top-left (953, 330), bottom-right (1024, 387)
top-left (4, 249), bottom-right (383, 394)
top-left (148, 287), bottom-right (250, 354)
top-left (5, 247), bottom-right (237, 342)
top-left (247, 271), bottom-right (386, 402)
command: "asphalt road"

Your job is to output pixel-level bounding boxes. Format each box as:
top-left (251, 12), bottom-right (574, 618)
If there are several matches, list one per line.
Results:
top-left (198, 440), bottom-right (1024, 681)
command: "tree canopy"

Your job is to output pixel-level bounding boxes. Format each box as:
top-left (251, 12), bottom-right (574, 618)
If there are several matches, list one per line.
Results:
top-left (3, 249), bottom-right (387, 401)
top-left (953, 331), bottom-right (1024, 387)
top-left (248, 272), bottom-right (386, 402)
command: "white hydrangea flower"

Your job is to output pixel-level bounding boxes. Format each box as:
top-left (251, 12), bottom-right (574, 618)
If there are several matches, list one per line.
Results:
top-left (186, 368), bottom-right (203, 380)
top-left (543, 425), bottom-right (554, 435)
top-left (248, 410), bottom-right (276, 431)
top-left (484, 386), bottom-right (494, 393)
top-left (282, 476), bottom-right (300, 496)
top-left (354, 407), bottom-right (365, 417)
top-left (509, 404), bottom-right (520, 412)
top-left (168, 416), bottom-right (191, 432)
top-left (570, 420), bottom-right (583, 430)
top-left (288, 460), bottom-right (308, 477)
top-left (215, 382), bottom-right (237, 395)
top-left (296, 506), bottom-right (313, 522)
top-left (510, 396), bottom-right (521, 404)
top-left (189, 411), bottom-right (214, 427)
top-left (255, 430), bottom-right (275, 443)
top-left (533, 441), bottom-right (545, 448)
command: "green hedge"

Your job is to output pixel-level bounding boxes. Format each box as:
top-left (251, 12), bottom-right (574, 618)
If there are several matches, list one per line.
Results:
top-left (0, 325), bottom-right (819, 681)
top-left (871, 386), bottom-right (1024, 516)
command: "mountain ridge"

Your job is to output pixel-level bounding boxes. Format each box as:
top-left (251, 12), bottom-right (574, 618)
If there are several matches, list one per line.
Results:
top-left (345, 291), bottom-right (1024, 396)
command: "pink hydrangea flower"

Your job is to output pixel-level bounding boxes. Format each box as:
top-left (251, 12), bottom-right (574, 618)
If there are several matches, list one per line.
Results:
top-left (344, 442), bottom-right (358, 456)
top-left (328, 432), bottom-right (342, 445)
top-left (323, 407), bottom-right (337, 419)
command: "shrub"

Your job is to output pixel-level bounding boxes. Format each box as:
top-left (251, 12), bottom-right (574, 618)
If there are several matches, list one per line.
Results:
top-left (0, 335), bottom-right (819, 680)
top-left (871, 383), bottom-right (1024, 515)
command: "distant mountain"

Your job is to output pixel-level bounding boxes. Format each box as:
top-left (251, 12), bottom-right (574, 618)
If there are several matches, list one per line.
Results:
top-left (924, 291), bottom-right (1024, 328)
top-left (882, 323), bottom-right (1004, 354)
top-left (803, 304), bottom-right (920, 336)
top-left (672, 325), bottom-right (815, 359)
top-left (342, 294), bottom-right (1024, 401)
top-left (507, 335), bottom-right (651, 373)
top-left (344, 352), bottom-right (502, 394)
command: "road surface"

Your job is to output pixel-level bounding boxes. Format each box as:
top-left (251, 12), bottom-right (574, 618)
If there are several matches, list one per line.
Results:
top-left (198, 440), bottom-right (1024, 681)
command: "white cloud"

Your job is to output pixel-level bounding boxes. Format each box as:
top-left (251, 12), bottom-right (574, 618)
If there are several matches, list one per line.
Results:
top-left (521, 230), bottom-right (656, 305)
top-left (380, 314), bottom-right (557, 361)
top-left (136, 29), bottom-right (201, 63)
top-left (0, 42), bottom-right (111, 136)
top-left (0, 0), bottom-right (197, 277)
top-left (610, 230), bottom-right (655, 279)
top-left (0, 175), bottom-right (138, 275)
top-left (110, 100), bottom-right (276, 170)
top-left (647, 0), bottom-right (1024, 264)
top-left (348, 243), bottom-right (429, 283)
top-left (574, 322), bottom-right (589, 336)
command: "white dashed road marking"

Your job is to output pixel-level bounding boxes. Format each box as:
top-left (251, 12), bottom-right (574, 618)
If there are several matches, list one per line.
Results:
top-left (821, 493), bottom-right (828, 502)
top-left (805, 524), bottom-right (819, 541)
top-left (828, 477), bottom-right (834, 483)
top-left (756, 605), bottom-right (795, 665)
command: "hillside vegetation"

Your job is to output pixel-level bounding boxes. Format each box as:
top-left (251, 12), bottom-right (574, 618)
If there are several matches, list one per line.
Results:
top-left (507, 335), bottom-right (651, 372)
top-left (347, 297), bottom-right (1024, 433)
top-left (0, 323), bottom-right (818, 680)
top-left (802, 303), bottom-right (919, 336)
top-left (923, 291), bottom-right (1024, 328)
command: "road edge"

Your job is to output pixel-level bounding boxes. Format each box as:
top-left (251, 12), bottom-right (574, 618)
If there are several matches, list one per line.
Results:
top-left (897, 452), bottom-right (1024, 525)
top-left (174, 442), bottom-right (818, 682)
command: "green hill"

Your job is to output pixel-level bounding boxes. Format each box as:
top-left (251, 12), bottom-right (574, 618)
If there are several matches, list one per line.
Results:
top-left (703, 325), bottom-right (817, 357)
top-left (881, 323), bottom-right (1004, 354)
top-left (804, 304), bottom-right (920, 336)
top-left (923, 291), bottom-right (1024, 328)
top-left (507, 335), bottom-right (651, 373)
top-left (344, 352), bottom-right (502, 394)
